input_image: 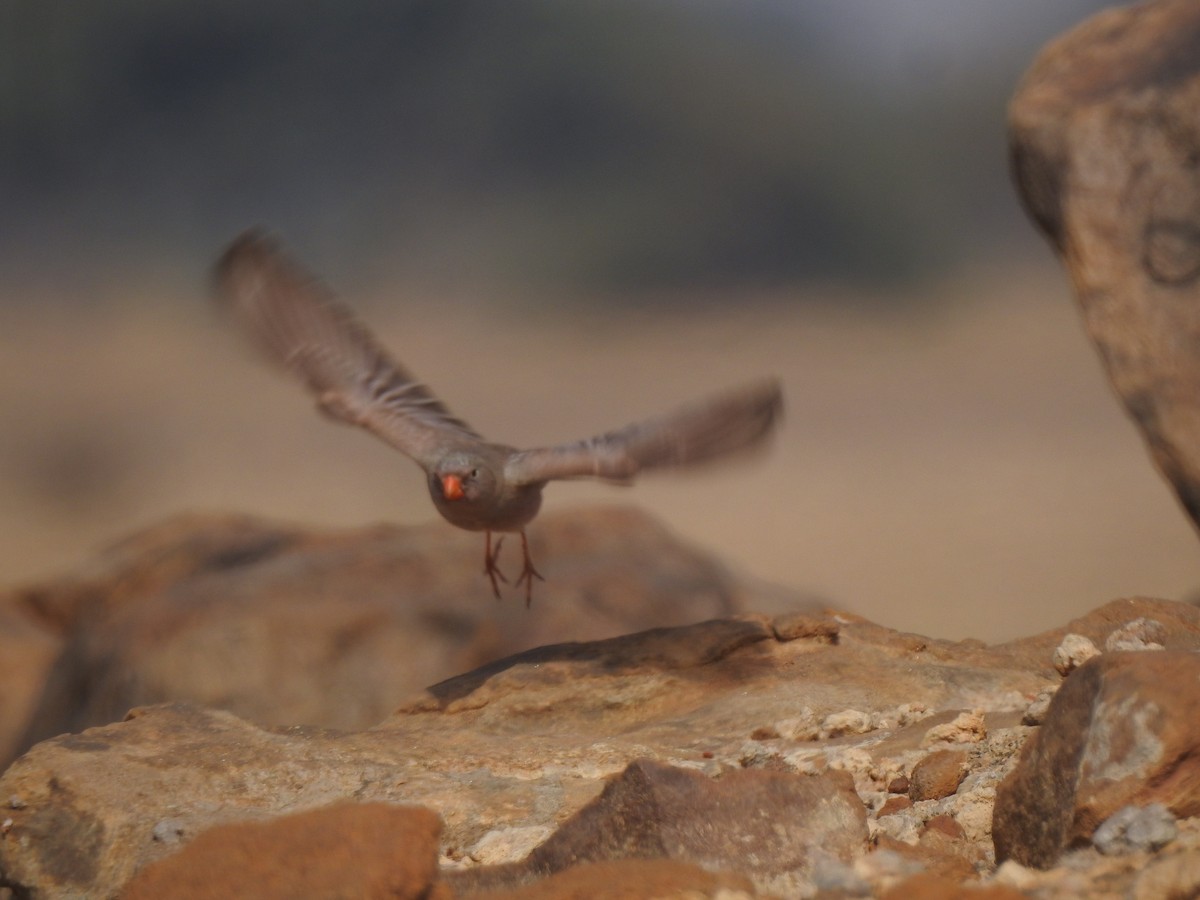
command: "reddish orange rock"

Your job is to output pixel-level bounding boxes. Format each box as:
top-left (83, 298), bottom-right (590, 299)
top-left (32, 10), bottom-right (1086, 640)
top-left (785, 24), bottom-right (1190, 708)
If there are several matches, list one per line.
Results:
top-left (124, 802), bottom-right (444, 900)
top-left (909, 750), bottom-right (968, 802)
top-left (878, 796), bottom-right (913, 817)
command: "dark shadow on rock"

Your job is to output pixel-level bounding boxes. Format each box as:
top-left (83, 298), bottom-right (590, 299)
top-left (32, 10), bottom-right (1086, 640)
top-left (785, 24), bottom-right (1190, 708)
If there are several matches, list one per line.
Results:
top-left (406, 617), bottom-right (776, 712)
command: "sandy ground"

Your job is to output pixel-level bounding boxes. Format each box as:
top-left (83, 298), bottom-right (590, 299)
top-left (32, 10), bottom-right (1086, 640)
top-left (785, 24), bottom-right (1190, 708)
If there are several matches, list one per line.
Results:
top-left (2, 258), bottom-right (1198, 642)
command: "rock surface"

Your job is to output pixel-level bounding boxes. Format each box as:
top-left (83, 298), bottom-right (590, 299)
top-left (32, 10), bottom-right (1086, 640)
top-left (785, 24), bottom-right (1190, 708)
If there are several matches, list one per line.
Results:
top-left (518, 759), bottom-right (866, 895)
top-left (3, 506), bottom-right (1200, 898)
top-left (1, 506), bottom-right (814, 770)
top-left (0, 597), bottom-right (1035, 897)
top-left (993, 650), bottom-right (1200, 868)
top-left (1009, 0), bottom-right (1200, 529)
top-left (6, 588), bottom-right (1200, 897)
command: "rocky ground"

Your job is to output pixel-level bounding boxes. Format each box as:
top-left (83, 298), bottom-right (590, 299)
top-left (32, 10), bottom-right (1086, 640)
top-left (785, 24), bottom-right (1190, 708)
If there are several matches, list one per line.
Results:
top-left (6, 0), bottom-right (1200, 897)
top-left (3, 505), bottom-right (1200, 898)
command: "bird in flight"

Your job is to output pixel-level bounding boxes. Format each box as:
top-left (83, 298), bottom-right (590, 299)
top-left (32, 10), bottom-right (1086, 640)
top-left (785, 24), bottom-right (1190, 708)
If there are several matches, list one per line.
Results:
top-left (214, 231), bottom-right (783, 605)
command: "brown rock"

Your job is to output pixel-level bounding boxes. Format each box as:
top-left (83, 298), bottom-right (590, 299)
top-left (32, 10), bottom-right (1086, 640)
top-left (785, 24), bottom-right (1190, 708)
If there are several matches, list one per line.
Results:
top-left (993, 651), bottom-right (1200, 868)
top-left (123, 802), bottom-right (443, 900)
top-left (887, 775), bottom-right (910, 794)
top-left (878, 796), bottom-right (912, 817)
top-left (6, 506), bottom-right (818, 767)
top-left (923, 814), bottom-right (966, 841)
top-left (524, 759), bottom-right (866, 885)
top-left (910, 750), bottom-right (969, 801)
top-left (1009, 0), bottom-right (1200, 527)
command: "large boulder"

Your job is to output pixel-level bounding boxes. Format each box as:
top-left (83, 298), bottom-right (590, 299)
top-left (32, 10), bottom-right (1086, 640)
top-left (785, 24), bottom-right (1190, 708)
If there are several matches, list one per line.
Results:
top-left (1009, 0), bottom-right (1200, 528)
top-left (2, 505), bottom-right (813, 770)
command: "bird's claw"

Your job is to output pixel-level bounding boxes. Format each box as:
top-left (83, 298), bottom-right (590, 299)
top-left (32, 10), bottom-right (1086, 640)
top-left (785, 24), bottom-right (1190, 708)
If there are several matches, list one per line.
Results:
top-left (515, 563), bottom-right (545, 608)
top-left (516, 531), bottom-right (545, 608)
top-left (483, 531), bottom-right (543, 605)
top-left (483, 532), bottom-right (509, 600)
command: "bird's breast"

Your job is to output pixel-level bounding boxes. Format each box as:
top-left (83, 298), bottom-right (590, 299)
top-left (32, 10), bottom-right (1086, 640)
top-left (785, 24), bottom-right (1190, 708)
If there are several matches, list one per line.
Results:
top-left (429, 482), bottom-right (543, 533)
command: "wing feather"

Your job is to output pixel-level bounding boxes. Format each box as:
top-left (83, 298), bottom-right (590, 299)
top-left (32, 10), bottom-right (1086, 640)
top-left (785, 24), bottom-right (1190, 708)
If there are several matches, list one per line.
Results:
top-left (213, 230), bottom-right (482, 467)
top-left (505, 378), bottom-right (783, 485)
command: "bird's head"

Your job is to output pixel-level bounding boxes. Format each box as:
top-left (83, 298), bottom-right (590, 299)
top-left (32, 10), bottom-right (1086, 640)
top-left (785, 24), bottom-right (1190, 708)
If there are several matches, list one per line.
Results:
top-left (432, 453), bottom-right (498, 504)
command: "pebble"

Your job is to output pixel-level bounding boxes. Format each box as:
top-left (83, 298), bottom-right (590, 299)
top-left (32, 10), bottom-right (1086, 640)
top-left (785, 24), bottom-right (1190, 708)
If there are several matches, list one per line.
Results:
top-left (1093, 803), bottom-right (1177, 855)
top-left (1053, 633), bottom-right (1100, 675)
top-left (921, 709), bottom-right (986, 746)
top-left (1022, 687), bottom-right (1057, 725)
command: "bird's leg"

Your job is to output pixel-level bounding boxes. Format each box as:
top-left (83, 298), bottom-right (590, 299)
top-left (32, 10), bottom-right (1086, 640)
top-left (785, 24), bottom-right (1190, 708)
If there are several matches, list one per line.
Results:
top-left (483, 531), bottom-right (508, 600)
top-left (514, 530), bottom-right (545, 607)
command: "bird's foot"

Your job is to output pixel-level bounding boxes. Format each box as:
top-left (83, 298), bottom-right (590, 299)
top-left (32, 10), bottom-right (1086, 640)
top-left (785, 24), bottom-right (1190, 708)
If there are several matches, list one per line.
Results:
top-left (483, 532), bottom-right (509, 600)
top-left (515, 530), bottom-right (545, 607)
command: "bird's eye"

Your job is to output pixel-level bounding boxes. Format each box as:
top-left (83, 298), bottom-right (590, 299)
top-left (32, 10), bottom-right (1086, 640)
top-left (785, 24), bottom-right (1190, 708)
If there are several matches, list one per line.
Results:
top-left (470, 468), bottom-right (480, 478)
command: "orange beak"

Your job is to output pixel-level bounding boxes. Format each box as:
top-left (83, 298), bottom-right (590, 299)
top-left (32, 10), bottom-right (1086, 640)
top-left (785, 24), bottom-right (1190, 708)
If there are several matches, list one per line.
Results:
top-left (441, 474), bottom-right (465, 500)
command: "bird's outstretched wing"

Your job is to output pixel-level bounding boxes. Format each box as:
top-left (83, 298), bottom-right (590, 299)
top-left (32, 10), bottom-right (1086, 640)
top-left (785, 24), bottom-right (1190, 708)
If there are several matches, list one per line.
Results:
top-left (504, 378), bottom-right (783, 485)
top-left (214, 230), bottom-right (483, 467)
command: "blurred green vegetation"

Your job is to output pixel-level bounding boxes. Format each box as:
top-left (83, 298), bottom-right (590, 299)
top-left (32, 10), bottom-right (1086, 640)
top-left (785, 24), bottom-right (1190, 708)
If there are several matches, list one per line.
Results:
top-left (0, 1), bottom-right (1107, 303)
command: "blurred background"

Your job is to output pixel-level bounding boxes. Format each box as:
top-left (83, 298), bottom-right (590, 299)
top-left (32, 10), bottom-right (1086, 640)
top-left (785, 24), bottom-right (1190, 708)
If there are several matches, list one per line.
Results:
top-left (3, 0), bottom-right (1197, 641)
